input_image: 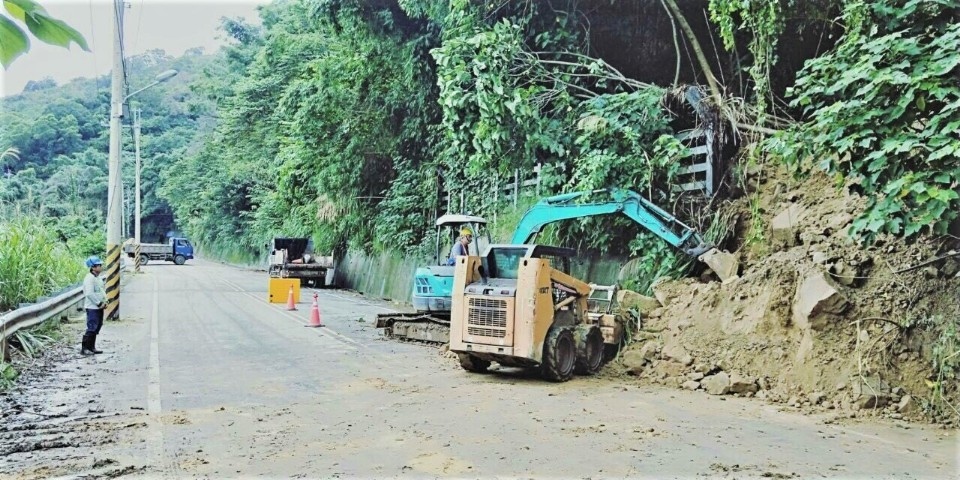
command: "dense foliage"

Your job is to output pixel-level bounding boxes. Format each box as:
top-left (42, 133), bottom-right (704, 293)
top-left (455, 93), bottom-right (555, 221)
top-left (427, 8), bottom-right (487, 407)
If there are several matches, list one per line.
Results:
top-left (0, 215), bottom-right (83, 311)
top-left (769, 0), bottom-right (959, 243)
top-left (4, 0), bottom-right (957, 295)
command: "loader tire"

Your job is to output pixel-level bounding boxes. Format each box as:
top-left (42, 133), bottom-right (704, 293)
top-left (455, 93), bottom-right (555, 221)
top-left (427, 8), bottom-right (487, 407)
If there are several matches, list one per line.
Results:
top-left (541, 327), bottom-right (576, 382)
top-left (574, 325), bottom-right (605, 375)
top-left (457, 353), bottom-right (490, 373)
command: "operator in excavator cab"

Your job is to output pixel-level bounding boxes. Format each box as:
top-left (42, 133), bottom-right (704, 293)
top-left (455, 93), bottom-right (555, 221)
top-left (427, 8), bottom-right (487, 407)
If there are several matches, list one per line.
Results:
top-left (446, 227), bottom-right (473, 265)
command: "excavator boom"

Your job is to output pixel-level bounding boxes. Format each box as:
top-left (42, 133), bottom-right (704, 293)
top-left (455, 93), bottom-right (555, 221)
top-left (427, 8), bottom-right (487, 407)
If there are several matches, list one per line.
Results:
top-left (511, 188), bottom-right (738, 281)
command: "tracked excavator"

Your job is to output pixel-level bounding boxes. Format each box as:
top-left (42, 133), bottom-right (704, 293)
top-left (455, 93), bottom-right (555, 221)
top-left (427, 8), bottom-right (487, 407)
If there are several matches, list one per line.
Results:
top-left (376, 188), bottom-right (737, 344)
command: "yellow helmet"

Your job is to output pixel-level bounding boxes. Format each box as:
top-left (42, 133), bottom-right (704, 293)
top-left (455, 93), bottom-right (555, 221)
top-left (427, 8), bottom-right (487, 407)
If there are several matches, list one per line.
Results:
top-left (460, 227), bottom-right (473, 236)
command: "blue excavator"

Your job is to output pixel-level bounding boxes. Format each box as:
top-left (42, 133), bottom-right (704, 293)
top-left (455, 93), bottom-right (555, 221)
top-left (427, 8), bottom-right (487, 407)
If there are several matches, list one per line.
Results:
top-left (376, 188), bottom-right (737, 343)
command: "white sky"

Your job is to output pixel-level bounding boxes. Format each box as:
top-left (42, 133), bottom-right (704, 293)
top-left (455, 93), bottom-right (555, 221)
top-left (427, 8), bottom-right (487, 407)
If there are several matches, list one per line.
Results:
top-left (1, 0), bottom-right (269, 97)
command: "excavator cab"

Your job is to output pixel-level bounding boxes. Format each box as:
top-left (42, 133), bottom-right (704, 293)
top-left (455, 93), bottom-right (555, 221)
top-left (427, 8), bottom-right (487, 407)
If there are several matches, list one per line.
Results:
top-left (411, 214), bottom-right (489, 314)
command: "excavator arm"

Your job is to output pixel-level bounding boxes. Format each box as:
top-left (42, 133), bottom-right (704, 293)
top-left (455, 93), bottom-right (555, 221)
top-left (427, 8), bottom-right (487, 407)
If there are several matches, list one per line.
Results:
top-left (510, 188), bottom-right (738, 281)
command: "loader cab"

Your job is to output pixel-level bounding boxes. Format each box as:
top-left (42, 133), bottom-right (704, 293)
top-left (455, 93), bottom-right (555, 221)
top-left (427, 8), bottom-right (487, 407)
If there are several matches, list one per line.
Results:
top-left (411, 214), bottom-right (489, 313)
top-left (479, 244), bottom-right (572, 280)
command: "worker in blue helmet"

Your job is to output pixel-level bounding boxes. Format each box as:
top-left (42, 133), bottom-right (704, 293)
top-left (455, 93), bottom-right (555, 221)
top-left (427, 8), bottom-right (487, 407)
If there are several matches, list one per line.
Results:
top-left (81, 256), bottom-right (106, 355)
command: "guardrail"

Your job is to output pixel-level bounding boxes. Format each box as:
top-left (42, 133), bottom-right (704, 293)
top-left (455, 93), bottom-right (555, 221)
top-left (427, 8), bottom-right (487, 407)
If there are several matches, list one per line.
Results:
top-left (0, 286), bottom-right (82, 360)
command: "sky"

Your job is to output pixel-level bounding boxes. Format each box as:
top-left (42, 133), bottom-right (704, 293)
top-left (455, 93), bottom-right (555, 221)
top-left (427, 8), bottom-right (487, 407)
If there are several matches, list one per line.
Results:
top-left (1, 0), bottom-right (269, 97)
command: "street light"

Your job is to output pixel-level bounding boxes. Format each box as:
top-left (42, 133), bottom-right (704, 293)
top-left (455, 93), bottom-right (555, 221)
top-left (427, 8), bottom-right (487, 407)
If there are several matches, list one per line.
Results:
top-left (125, 69), bottom-right (178, 102)
top-left (130, 70), bottom-right (178, 244)
top-left (105, 67), bottom-right (178, 319)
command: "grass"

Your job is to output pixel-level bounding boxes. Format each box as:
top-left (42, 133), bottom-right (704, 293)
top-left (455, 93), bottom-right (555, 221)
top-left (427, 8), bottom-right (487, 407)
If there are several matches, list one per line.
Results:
top-left (0, 216), bottom-right (85, 312)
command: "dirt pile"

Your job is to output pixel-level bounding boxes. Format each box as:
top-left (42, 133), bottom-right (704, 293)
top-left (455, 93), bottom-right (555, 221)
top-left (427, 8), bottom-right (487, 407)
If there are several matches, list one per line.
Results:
top-left (615, 166), bottom-right (960, 425)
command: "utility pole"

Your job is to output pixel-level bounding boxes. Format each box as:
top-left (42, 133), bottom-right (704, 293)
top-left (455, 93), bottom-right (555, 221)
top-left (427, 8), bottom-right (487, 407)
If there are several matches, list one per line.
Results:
top-left (133, 108), bottom-right (143, 272)
top-left (134, 108), bottom-right (142, 243)
top-left (105, 0), bottom-right (125, 320)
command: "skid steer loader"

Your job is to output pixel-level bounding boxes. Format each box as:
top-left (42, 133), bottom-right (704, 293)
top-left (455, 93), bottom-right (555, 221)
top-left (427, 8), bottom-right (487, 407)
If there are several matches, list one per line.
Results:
top-left (449, 244), bottom-right (615, 382)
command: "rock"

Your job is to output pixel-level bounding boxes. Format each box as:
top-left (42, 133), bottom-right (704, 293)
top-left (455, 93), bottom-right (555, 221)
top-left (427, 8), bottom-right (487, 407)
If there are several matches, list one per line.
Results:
top-left (811, 251), bottom-right (829, 265)
top-left (651, 280), bottom-right (673, 307)
top-left (702, 372), bottom-right (731, 395)
top-left (682, 380), bottom-right (701, 391)
top-left (831, 262), bottom-right (858, 287)
top-left (808, 391), bottom-right (826, 405)
top-left (698, 249), bottom-right (740, 283)
top-left (638, 341), bottom-right (660, 362)
top-left (787, 396), bottom-right (800, 407)
top-left (852, 375), bottom-right (891, 409)
top-left (793, 270), bottom-right (849, 330)
top-left (922, 266), bottom-right (939, 279)
top-left (728, 373), bottom-right (758, 394)
top-left (661, 342), bottom-right (694, 366)
top-left (660, 361), bottom-right (687, 379)
top-left (634, 331), bottom-right (659, 342)
top-left (771, 204), bottom-right (806, 248)
top-left (688, 372), bottom-right (705, 381)
top-left (622, 349), bottom-right (649, 374)
top-left (616, 290), bottom-right (661, 314)
top-left (758, 376), bottom-right (770, 391)
top-left (897, 395), bottom-right (919, 415)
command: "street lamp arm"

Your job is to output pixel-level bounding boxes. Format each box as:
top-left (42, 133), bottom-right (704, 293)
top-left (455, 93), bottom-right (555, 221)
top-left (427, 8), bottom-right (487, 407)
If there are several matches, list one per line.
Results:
top-left (123, 69), bottom-right (179, 102)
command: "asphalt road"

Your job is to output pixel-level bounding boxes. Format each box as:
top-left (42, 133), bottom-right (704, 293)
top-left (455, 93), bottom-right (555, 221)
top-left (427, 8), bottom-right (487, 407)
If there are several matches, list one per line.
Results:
top-left (1, 259), bottom-right (957, 479)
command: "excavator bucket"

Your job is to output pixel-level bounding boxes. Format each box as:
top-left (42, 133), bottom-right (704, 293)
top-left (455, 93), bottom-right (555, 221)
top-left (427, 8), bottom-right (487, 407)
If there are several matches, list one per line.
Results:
top-left (698, 248), bottom-right (739, 283)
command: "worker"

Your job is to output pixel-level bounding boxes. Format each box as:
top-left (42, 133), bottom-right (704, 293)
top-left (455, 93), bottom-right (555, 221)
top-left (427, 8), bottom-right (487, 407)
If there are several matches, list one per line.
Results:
top-left (81, 256), bottom-right (106, 355)
top-left (447, 227), bottom-right (473, 265)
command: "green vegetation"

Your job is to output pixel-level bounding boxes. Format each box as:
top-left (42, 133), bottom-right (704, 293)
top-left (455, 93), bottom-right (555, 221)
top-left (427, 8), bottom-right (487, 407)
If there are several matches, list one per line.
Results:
top-left (2, 0), bottom-right (956, 296)
top-left (768, 0), bottom-right (959, 243)
top-left (0, 216), bottom-right (84, 311)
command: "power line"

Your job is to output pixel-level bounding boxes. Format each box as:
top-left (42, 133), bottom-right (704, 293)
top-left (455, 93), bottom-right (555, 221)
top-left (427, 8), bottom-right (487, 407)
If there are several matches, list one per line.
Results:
top-left (87, 0), bottom-right (102, 98)
top-left (131, 0), bottom-right (145, 56)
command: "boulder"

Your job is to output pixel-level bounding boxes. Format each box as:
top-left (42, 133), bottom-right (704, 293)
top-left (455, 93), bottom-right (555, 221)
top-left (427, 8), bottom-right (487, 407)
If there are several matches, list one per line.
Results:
top-left (702, 372), bottom-right (731, 395)
top-left (831, 262), bottom-right (858, 287)
top-left (661, 341), bottom-right (694, 366)
top-left (852, 375), bottom-right (891, 409)
top-left (651, 280), bottom-right (673, 307)
top-left (771, 204), bottom-right (806, 248)
top-left (698, 249), bottom-right (740, 283)
top-left (622, 349), bottom-right (649, 374)
top-left (728, 373), bottom-right (759, 394)
top-left (897, 395), bottom-right (919, 415)
top-left (639, 341), bottom-right (661, 362)
top-left (616, 290), bottom-right (661, 314)
top-left (682, 380), bottom-right (701, 391)
top-left (793, 270), bottom-right (849, 330)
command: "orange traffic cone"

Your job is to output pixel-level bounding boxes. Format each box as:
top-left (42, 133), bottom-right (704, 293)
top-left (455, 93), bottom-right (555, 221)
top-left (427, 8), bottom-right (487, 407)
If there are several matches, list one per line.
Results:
top-left (306, 293), bottom-right (323, 328)
top-left (286, 285), bottom-right (297, 311)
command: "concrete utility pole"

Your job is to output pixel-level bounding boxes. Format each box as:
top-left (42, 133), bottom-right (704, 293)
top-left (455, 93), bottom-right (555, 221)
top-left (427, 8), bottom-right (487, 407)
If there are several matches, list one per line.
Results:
top-left (133, 108), bottom-right (143, 272)
top-left (104, 0), bottom-right (125, 320)
top-left (134, 108), bottom-right (142, 243)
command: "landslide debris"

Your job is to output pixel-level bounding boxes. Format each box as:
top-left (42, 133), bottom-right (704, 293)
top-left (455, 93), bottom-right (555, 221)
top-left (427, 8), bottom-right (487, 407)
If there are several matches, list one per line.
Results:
top-left (613, 166), bottom-right (960, 426)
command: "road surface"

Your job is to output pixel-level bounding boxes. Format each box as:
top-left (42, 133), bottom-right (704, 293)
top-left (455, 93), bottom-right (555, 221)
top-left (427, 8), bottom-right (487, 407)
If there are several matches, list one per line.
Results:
top-left (1, 260), bottom-right (956, 479)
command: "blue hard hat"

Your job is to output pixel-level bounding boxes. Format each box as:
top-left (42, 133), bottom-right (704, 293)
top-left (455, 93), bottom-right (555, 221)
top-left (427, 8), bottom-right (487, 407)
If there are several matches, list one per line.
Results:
top-left (85, 256), bottom-right (103, 268)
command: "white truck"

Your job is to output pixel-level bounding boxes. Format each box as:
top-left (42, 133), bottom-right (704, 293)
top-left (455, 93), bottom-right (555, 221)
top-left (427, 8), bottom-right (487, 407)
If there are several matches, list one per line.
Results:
top-left (268, 237), bottom-right (335, 287)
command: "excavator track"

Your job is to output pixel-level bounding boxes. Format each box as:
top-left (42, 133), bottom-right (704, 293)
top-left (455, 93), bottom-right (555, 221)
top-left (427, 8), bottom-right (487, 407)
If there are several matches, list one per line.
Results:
top-left (376, 313), bottom-right (450, 344)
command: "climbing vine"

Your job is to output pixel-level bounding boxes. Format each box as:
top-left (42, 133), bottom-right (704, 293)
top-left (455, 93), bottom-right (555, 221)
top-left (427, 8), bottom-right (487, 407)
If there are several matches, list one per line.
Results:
top-left (768, 0), bottom-right (960, 243)
top-left (708, 0), bottom-right (786, 121)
